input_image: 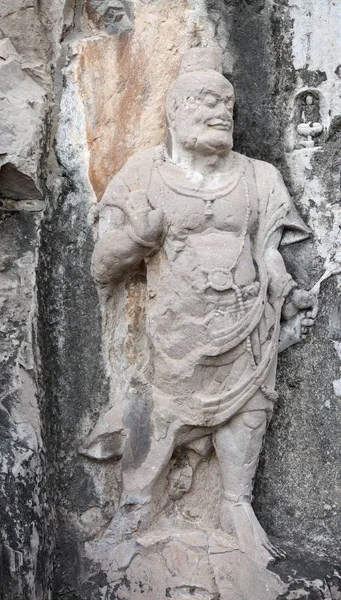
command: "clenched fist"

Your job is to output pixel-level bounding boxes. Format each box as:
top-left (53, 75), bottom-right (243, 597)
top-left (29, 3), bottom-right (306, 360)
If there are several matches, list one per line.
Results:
top-left (125, 190), bottom-right (163, 247)
top-left (282, 288), bottom-right (318, 337)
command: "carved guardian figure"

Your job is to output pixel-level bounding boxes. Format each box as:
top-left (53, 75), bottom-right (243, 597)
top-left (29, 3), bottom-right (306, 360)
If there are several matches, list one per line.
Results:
top-left (88, 47), bottom-right (316, 565)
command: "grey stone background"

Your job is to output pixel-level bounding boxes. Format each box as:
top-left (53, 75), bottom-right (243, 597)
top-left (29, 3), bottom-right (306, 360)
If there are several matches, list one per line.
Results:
top-left (0, 1), bottom-right (340, 598)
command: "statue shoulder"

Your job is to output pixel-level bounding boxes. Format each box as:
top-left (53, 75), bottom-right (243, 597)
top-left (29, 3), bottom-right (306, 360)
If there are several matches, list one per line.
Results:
top-left (234, 152), bottom-right (287, 195)
top-left (245, 155), bottom-right (283, 184)
top-left (237, 154), bottom-right (310, 242)
top-left (124, 144), bottom-right (163, 172)
top-left (100, 145), bottom-right (162, 206)
top-left (119, 144), bottom-right (166, 183)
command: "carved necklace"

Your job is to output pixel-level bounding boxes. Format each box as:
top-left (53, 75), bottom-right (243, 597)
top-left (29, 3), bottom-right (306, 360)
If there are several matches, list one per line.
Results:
top-left (155, 148), bottom-right (242, 218)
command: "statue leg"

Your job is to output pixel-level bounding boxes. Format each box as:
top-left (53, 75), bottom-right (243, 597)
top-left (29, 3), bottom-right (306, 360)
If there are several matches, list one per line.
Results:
top-left (104, 421), bottom-right (214, 541)
top-left (121, 432), bottom-right (177, 507)
top-left (213, 406), bottom-right (283, 563)
top-left (103, 420), bottom-right (179, 540)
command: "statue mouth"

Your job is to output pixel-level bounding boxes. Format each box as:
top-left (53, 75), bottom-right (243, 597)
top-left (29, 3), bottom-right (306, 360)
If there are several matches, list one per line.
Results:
top-left (207, 119), bottom-right (232, 131)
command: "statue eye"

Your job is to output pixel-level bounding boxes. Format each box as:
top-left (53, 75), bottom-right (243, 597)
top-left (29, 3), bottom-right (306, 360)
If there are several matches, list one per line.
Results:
top-left (203, 95), bottom-right (217, 108)
top-left (187, 96), bottom-right (197, 109)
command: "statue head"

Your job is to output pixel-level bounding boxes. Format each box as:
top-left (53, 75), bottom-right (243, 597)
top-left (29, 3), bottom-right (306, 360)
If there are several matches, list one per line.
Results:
top-left (166, 47), bottom-right (235, 157)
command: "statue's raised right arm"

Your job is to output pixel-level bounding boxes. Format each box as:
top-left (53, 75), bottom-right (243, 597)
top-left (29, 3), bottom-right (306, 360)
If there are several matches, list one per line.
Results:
top-left (91, 156), bottom-right (163, 284)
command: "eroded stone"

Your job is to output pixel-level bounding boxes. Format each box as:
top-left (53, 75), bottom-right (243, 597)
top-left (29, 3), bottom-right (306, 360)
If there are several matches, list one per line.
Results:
top-left (85, 46), bottom-right (321, 598)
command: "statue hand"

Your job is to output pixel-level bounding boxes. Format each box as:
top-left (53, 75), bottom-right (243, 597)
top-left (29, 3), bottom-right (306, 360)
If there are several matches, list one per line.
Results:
top-left (291, 289), bottom-right (317, 311)
top-left (282, 289), bottom-right (318, 336)
top-left (125, 190), bottom-right (163, 245)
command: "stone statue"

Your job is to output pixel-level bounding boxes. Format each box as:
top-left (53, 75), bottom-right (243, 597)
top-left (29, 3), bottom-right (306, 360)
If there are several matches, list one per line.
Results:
top-left (297, 92), bottom-right (323, 148)
top-left (88, 47), bottom-right (316, 569)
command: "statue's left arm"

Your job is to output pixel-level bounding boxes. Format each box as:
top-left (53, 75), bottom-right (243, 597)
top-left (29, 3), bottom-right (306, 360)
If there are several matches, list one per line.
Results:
top-left (259, 163), bottom-right (317, 322)
top-left (264, 228), bottom-right (316, 326)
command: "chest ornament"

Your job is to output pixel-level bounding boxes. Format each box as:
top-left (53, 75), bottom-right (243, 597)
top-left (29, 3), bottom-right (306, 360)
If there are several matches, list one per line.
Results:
top-left (208, 267), bottom-right (234, 291)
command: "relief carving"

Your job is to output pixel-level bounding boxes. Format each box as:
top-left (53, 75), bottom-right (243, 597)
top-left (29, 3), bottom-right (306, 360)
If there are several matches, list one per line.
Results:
top-left (295, 90), bottom-right (324, 148)
top-left (84, 47), bottom-right (318, 596)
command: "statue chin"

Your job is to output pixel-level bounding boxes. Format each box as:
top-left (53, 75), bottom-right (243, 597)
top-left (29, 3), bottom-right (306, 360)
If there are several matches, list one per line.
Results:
top-left (184, 133), bottom-right (233, 155)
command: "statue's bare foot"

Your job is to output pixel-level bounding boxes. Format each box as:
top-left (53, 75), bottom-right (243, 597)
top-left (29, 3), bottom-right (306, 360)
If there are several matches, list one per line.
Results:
top-left (220, 497), bottom-right (285, 565)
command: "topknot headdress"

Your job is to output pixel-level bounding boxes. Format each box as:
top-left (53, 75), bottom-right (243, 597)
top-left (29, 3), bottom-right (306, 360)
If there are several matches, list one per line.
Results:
top-left (179, 46), bottom-right (223, 75)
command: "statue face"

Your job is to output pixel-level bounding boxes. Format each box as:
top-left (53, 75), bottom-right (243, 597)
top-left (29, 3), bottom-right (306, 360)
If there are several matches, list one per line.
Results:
top-left (168, 72), bottom-right (234, 156)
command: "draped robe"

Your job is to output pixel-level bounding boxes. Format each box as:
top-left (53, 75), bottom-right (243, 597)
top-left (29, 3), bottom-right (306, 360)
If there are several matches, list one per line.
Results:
top-left (88, 146), bottom-right (310, 452)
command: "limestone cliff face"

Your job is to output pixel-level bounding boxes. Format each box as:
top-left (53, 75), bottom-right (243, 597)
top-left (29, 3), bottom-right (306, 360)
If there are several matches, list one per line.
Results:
top-left (0, 3), bottom-right (63, 599)
top-left (1, 1), bottom-right (341, 599)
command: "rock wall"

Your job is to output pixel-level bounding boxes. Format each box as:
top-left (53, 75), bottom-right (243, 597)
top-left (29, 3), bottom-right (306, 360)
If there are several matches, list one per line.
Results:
top-left (1, 1), bottom-right (340, 598)
top-left (0, 2), bottom-right (61, 598)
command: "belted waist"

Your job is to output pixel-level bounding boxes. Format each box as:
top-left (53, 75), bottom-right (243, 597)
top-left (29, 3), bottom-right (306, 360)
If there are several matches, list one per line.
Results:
top-left (186, 260), bottom-right (260, 295)
top-left (204, 281), bottom-right (260, 308)
top-left (204, 282), bottom-right (261, 340)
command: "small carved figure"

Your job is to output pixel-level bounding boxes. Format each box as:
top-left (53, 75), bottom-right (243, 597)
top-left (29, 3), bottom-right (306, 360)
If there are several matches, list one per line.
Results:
top-left (87, 0), bottom-right (133, 35)
top-left (89, 47), bottom-right (316, 564)
top-left (297, 93), bottom-right (323, 148)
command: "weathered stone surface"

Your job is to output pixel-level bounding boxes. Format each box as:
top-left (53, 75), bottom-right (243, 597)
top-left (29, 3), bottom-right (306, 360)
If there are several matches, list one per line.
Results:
top-left (86, 0), bottom-right (134, 35)
top-left (76, 0), bottom-right (190, 199)
top-left (1, 0), bottom-right (341, 598)
top-left (0, 38), bottom-right (46, 205)
top-left (0, 210), bottom-right (53, 600)
top-left (81, 42), bottom-right (326, 597)
top-left (0, 2), bottom-right (74, 599)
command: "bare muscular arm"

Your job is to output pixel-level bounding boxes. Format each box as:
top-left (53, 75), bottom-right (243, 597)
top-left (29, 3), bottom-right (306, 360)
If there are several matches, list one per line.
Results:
top-left (91, 190), bottom-right (163, 285)
top-left (264, 229), bottom-right (297, 300)
top-left (264, 228), bottom-right (316, 329)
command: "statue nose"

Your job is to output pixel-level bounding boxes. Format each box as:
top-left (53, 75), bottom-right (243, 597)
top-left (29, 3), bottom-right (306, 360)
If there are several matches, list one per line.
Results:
top-left (216, 105), bottom-right (230, 119)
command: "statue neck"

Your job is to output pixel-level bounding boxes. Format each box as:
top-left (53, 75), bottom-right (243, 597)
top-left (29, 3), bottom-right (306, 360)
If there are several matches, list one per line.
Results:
top-left (169, 139), bottom-right (233, 180)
